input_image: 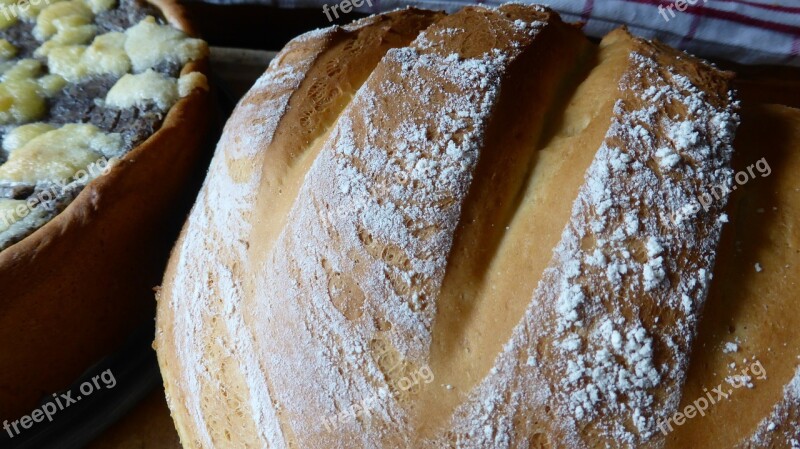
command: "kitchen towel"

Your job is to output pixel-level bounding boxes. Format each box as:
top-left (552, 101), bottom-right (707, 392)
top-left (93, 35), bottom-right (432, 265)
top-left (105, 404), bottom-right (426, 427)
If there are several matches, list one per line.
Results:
top-left (201, 0), bottom-right (800, 66)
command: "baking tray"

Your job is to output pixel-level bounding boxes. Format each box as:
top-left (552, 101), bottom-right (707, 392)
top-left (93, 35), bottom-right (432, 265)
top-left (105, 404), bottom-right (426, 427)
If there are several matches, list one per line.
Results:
top-left (0, 326), bottom-right (161, 449)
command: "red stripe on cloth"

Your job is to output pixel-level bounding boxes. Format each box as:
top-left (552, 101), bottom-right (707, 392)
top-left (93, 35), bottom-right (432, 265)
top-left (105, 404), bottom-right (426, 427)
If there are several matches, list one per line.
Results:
top-left (782, 36), bottom-right (800, 63)
top-left (630, 0), bottom-right (800, 14)
top-left (581, 0), bottom-right (594, 22)
top-left (623, 0), bottom-right (800, 36)
top-left (714, 0), bottom-right (800, 15)
top-left (679, 13), bottom-right (702, 47)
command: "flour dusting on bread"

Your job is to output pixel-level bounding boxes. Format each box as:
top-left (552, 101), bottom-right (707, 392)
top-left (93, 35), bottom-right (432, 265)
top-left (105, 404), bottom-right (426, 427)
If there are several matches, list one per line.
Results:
top-left (441, 33), bottom-right (737, 447)
top-left (155, 5), bottom-right (752, 449)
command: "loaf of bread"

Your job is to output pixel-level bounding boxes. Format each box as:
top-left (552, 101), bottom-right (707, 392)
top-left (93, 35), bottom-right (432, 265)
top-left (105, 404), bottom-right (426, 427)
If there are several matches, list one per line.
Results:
top-left (155, 4), bottom-right (799, 448)
top-left (0, 0), bottom-right (210, 421)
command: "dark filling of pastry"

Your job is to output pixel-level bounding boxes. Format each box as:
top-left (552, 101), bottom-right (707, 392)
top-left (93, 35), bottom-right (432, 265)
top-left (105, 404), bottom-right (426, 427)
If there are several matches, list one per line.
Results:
top-left (0, 21), bottom-right (36, 59)
top-left (95, 0), bottom-right (162, 33)
top-left (47, 75), bottom-right (164, 148)
top-left (0, 0), bottom-right (180, 249)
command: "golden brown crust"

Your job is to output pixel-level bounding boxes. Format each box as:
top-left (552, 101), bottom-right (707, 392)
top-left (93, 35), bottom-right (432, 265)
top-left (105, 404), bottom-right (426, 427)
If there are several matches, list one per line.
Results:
top-left (667, 104), bottom-right (800, 449)
top-left (0, 0), bottom-right (211, 420)
top-left (156, 6), bottom-right (761, 449)
top-left (156, 9), bottom-right (447, 447)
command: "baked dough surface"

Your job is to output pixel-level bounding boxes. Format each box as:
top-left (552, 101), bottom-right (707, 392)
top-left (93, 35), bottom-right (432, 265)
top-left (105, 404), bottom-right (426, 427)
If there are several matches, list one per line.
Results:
top-left (156, 4), bottom-right (799, 448)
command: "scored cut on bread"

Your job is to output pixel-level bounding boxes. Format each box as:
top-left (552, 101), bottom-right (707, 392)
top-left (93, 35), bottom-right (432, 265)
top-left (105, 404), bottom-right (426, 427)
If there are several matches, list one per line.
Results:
top-left (156, 4), bottom-right (798, 448)
top-left (667, 104), bottom-right (800, 449)
top-left (157, 9), bottom-right (444, 447)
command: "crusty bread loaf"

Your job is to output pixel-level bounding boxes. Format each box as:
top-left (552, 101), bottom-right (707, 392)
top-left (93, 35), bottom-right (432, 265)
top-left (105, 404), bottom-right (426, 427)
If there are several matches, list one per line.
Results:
top-left (0, 0), bottom-right (211, 420)
top-left (666, 104), bottom-right (800, 449)
top-left (156, 4), bottom-right (798, 448)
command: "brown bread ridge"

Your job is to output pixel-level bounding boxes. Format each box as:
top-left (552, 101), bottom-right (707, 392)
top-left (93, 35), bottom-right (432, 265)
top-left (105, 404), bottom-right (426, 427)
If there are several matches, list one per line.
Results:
top-left (0, 0), bottom-right (211, 420)
top-left (667, 104), bottom-right (800, 449)
top-left (156, 9), bottom-right (445, 447)
top-left (156, 4), bottom-right (743, 448)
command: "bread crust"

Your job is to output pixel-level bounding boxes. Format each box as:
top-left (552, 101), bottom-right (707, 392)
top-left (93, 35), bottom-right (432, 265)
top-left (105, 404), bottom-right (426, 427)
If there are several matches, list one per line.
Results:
top-left (156, 9), bottom-right (446, 447)
top-left (0, 0), bottom-right (211, 419)
top-left (156, 6), bottom-right (758, 449)
top-left (668, 104), bottom-right (800, 449)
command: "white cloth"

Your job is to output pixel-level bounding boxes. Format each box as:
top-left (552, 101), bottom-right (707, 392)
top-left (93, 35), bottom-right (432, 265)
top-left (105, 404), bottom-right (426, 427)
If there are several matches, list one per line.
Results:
top-left (203, 0), bottom-right (800, 66)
